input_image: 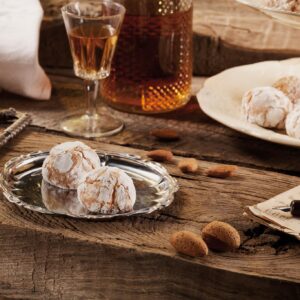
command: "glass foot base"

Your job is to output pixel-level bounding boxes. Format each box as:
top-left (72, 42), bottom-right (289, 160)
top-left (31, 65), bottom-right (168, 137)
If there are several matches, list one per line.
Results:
top-left (60, 113), bottom-right (124, 138)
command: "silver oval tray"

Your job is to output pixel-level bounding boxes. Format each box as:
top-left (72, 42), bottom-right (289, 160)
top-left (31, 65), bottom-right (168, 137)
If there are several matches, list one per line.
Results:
top-left (0, 151), bottom-right (178, 220)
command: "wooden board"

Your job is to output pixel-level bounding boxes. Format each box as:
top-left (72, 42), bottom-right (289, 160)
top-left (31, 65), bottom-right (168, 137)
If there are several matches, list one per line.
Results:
top-left (193, 0), bottom-right (300, 75)
top-left (2, 72), bottom-right (300, 175)
top-left (40, 0), bottom-right (300, 76)
top-left (0, 72), bottom-right (300, 298)
top-left (0, 130), bottom-right (299, 299)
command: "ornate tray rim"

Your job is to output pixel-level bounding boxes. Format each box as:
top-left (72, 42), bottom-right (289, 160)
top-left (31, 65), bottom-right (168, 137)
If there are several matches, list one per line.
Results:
top-left (0, 151), bottom-right (179, 220)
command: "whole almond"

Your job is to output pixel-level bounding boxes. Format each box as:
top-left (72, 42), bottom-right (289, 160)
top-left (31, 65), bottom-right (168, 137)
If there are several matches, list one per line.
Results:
top-left (178, 158), bottom-right (199, 173)
top-left (170, 230), bottom-right (208, 257)
top-left (147, 149), bottom-right (173, 162)
top-left (151, 129), bottom-right (180, 141)
top-left (202, 221), bottom-right (240, 252)
top-left (207, 165), bottom-right (238, 178)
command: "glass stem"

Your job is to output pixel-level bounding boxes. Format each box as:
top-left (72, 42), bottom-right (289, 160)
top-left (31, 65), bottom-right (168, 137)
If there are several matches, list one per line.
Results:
top-left (85, 80), bottom-right (99, 118)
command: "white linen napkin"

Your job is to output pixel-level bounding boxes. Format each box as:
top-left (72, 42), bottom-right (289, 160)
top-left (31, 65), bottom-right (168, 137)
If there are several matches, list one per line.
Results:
top-left (0, 0), bottom-right (51, 100)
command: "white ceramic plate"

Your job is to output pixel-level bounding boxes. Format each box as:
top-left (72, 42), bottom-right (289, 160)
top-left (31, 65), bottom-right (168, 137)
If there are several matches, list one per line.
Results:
top-left (197, 58), bottom-right (300, 148)
top-left (236, 0), bottom-right (300, 29)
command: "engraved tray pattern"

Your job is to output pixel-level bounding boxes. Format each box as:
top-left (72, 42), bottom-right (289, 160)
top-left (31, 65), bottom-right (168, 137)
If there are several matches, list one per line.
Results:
top-left (0, 151), bottom-right (178, 220)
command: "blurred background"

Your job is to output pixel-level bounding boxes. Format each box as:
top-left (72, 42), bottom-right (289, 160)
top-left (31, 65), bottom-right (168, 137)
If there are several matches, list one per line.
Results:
top-left (40, 0), bottom-right (300, 77)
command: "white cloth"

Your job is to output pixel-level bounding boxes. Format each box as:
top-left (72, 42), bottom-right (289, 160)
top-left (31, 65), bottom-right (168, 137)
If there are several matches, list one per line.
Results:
top-left (0, 0), bottom-right (51, 100)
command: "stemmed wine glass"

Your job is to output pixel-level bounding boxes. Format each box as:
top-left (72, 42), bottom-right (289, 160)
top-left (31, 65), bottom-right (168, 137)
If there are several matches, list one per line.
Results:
top-left (61, 1), bottom-right (125, 138)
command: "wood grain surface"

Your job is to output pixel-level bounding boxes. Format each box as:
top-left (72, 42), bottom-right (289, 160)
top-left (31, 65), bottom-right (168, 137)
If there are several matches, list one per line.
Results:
top-left (0, 70), bottom-right (300, 298)
top-left (0, 130), bottom-right (299, 299)
top-left (39, 0), bottom-right (300, 76)
top-left (2, 73), bottom-right (300, 175)
top-left (193, 0), bottom-right (300, 75)
top-left (1, 1), bottom-right (300, 298)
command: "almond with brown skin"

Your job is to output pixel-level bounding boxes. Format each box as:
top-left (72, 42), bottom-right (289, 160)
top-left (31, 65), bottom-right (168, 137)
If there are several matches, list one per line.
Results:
top-left (207, 165), bottom-right (238, 178)
top-left (178, 158), bottom-right (199, 173)
top-left (147, 149), bottom-right (173, 162)
top-left (151, 129), bottom-right (180, 142)
top-left (202, 221), bottom-right (241, 252)
top-left (170, 230), bottom-right (208, 257)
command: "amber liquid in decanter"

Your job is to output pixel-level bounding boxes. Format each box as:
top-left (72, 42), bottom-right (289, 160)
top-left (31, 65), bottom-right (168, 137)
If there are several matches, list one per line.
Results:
top-left (102, 7), bottom-right (193, 113)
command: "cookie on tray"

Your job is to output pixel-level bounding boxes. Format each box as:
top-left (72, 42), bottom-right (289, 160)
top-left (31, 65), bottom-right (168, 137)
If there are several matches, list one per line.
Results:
top-left (42, 141), bottom-right (101, 189)
top-left (77, 166), bottom-right (136, 214)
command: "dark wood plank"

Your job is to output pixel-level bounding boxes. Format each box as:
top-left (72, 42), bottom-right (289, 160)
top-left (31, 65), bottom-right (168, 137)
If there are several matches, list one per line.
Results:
top-left (39, 0), bottom-right (300, 76)
top-left (1, 74), bottom-right (300, 175)
top-left (0, 128), bottom-right (300, 298)
top-left (193, 0), bottom-right (300, 75)
top-left (2, 1), bottom-right (300, 296)
top-left (0, 224), bottom-right (299, 300)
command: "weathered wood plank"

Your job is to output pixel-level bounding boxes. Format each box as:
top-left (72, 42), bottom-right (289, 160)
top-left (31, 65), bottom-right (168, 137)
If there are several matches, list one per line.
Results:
top-left (193, 0), bottom-right (300, 75)
top-left (0, 129), bottom-right (299, 290)
top-left (39, 0), bottom-right (300, 76)
top-left (1, 74), bottom-right (300, 175)
top-left (0, 224), bottom-right (299, 300)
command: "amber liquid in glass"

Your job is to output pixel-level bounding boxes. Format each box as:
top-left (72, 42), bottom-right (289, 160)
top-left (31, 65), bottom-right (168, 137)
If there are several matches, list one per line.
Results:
top-left (102, 7), bottom-right (193, 113)
top-left (68, 23), bottom-right (118, 80)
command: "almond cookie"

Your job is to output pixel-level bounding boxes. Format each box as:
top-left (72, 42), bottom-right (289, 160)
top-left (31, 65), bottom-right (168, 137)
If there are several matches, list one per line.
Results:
top-left (273, 76), bottom-right (300, 104)
top-left (241, 86), bottom-right (292, 129)
top-left (286, 106), bottom-right (300, 139)
top-left (147, 149), bottom-right (174, 162)
top-left (151, 129), bottom-right (180, 141)
top-left (207, 165), bottom-right (238, 179)
top-left (170, 230), bottom-right (208, 257)
top-left (264, 0), bottom-right (300, 12)
top-left (202, 221), bottom-right (240, 252)
top-left (42, 141), bottom-right (101, 189)
top-left (77, 166), bottom-right (136, 214)
top-left (178, 158), bottom-right (199, 173)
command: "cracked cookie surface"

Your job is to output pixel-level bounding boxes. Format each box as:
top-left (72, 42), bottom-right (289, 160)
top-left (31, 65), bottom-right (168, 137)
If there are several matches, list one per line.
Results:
top-left (241, 86), bottom-right (292, 129)
top-left (77, 166), bottom-right (136, 214)
top-left (42, 141), bottom-right (101, 189)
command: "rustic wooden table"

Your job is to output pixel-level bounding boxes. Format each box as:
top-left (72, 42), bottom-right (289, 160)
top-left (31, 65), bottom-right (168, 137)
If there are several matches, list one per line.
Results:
top-left (0, 0), bottom-right (300, 298)
top-left (0, 72), bottom-right (299, 299)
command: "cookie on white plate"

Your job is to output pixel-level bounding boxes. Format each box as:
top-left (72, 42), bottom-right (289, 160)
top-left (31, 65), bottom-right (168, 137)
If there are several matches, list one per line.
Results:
top-left (264, 0), bottom-right (300, 12)
top-left (241, 86), bottom-right (292, 129)
top-left (286, 105), bottom-right (300, 139)
top-left (273, 76), bottom-right (300, 105)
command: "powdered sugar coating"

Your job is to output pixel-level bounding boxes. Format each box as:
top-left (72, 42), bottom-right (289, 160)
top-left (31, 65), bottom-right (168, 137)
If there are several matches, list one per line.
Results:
top-left (77, 166), bottom-right (136, 214)
top-left (286, 105), bottom-right (300, 139)
top-left (42, 141), bottom-right (101, 189)
top-left (273, 76), bottom-right (300, 104)
top-left (264, 0), bottom-right (300, 11)
top-left (241, 86), bottom-right (292, 129)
